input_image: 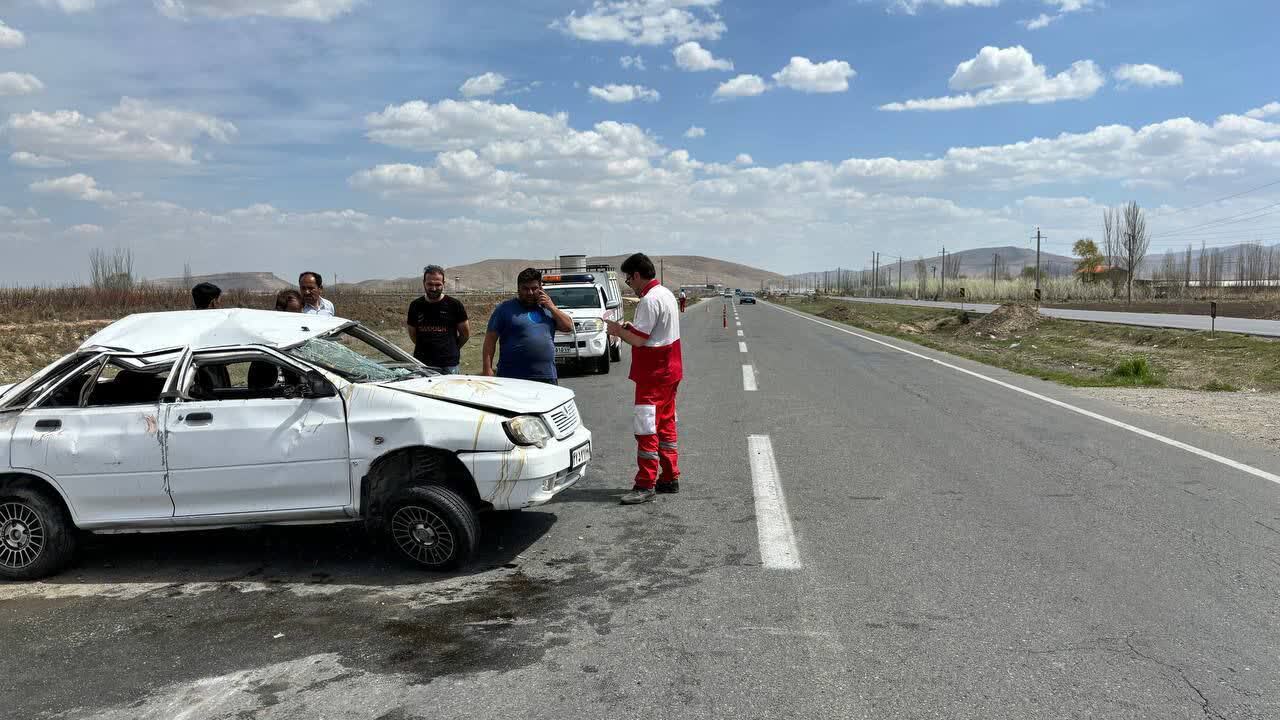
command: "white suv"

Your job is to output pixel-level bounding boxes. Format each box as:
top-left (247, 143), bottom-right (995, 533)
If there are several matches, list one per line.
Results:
top-left (0, 309), bottom-right (591, 579)
top-left (542, 269), bottom-right (624, 375)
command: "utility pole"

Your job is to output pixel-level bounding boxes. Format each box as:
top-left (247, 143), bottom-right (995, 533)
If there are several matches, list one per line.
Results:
top-left (1034, 227), bottom-right (1043, 304)
top-left (940, 246), bottom-right (946, 300)
top-left (897, 256), bottom-right (902, 298)
top-left (993, 253), bottom-right (998, 291)
top-left (660, 257), bottom-right (665, 286)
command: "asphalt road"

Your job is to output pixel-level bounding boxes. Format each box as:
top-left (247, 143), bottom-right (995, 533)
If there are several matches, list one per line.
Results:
top-left (4, 297), bottom-right (1280, 719)
top-left (832, 295), bottom-right (1280, 337)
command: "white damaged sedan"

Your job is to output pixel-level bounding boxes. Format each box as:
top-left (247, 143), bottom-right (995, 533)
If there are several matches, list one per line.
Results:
top-left (0, 309), bottom-right (591, 579)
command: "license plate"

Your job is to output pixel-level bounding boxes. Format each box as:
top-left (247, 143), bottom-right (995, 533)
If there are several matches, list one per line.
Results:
top-left (555, 346), bottom-right (577, 356)
top-left (570, 441), bottom-right (591, 468)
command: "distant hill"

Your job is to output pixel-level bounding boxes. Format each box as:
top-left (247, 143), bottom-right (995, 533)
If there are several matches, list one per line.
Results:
top-left (146, 272), bottom-right (294, 292)
top-left (346, 255), bottom-right (786, 293)
top-left (790, 245), bottom-right (1078, 286)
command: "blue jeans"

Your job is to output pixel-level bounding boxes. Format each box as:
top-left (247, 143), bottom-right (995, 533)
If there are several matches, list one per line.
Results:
top-left (425, 365), bottom-right (460, 375)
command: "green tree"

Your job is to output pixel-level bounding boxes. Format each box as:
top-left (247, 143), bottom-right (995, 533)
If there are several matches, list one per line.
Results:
top-left (1072, 237), bottom-right (1104, 281)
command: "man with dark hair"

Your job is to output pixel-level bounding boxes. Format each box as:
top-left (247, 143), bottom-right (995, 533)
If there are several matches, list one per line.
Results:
top-left (482, 268), bottom-right (572, 383)
top-left (191, 282), bottom-right (222, 309)
top-left (605, 252), bottom-right (683, 505)
top-left (407, 265), bottom-right (470, 374)
top-left (299, 271), bottom-right (335, 316)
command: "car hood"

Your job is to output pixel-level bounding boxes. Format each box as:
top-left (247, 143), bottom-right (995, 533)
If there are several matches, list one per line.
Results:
top-left (381, 375), bottom-right (574, 415)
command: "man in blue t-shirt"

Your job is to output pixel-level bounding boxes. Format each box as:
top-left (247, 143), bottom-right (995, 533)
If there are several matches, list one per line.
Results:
top-left (482, 268), bottom-right (574, 384)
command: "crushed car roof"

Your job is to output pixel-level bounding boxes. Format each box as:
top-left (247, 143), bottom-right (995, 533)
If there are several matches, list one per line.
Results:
top-left (79, 309), bottom-right (350, 354)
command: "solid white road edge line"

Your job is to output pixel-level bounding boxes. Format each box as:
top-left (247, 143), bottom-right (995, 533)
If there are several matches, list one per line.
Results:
top-left (742, 364), bottom-right (758, 392)
top-left (739, 341), bottom-right (748, 353)
top-left (768, 302), bottom-right (1280, 488)
top-left (748, 435), bottom-right (801, 569)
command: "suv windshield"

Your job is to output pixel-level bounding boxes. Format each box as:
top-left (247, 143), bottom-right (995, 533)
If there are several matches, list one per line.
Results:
top-left (288, 326), bottom-right (427, 383)
top-left (545, 286), bottom-right (602, 309)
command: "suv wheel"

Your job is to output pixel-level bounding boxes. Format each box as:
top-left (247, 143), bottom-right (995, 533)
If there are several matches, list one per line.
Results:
top-left (609, 342), bottom-right (621, 362)
top-left (386, 486), bottom-right (478, 571)
top-left (595, 352), bottom-right (611, 374)
top-left (0, 487), bottom-right (76, 581)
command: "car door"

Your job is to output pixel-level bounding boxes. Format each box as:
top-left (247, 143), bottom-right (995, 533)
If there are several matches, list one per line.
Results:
top-left (8, 353), bottom-right (176, 524)
top-left (163, 350), bottom-right (351, 517)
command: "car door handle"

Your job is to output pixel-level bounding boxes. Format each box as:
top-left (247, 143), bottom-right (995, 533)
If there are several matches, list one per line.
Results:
top-left (33, 419), bottom-right (61, 431)
top-left (185, 412), bottom-right (213, 424)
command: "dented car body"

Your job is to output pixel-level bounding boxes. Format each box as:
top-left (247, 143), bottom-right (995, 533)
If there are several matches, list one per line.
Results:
top-left (0, 309), bottom-right (590, 578)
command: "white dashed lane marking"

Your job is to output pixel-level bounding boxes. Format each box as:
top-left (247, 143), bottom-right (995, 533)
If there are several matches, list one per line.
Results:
top-left (748, 435), bottom-right (801, 569)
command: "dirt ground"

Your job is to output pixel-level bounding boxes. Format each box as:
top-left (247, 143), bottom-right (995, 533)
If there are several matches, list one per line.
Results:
top-left (1076, 387), bottom-right (1280, 451)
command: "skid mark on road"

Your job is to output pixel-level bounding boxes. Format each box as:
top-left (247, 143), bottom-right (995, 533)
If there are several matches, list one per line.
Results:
top-left (748, 435), bottom-right (800, 569)
top-left (769, 302), bottom-right (1280, 489)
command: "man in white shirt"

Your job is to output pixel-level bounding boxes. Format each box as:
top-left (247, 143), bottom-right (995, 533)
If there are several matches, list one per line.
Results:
top-left (299, 271), bottom-right (336, 316)
top-left (605, 253), bottom-right (683, 505)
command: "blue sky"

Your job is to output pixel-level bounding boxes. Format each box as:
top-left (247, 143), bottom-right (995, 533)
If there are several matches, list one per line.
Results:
top-left (1, 0), bottom-right (1278, 284)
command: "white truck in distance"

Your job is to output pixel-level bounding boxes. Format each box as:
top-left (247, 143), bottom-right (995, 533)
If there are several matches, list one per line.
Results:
top-left (540, 262), bottom-right (624, 375)
top-left (0, 309), bottom-right (591, 580)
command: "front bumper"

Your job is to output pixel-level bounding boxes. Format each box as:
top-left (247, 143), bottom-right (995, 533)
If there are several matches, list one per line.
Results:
top-left (464, 426), bottom-right (592, 510)
top-left (554, 330), bottom-right (609, 360)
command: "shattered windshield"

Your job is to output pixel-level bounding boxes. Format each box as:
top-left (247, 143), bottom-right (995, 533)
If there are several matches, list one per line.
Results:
top-left (288, 326), bottom-right (427, 383)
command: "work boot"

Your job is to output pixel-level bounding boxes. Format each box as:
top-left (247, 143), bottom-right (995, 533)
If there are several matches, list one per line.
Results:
top-left (620, 487), bottom-right (656, 505)
top-left (655, 481), bottom-right (680, 494)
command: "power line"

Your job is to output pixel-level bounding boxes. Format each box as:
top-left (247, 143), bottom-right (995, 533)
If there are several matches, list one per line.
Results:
top-left (1150, 177), bottom-right (1280, 218)
top-left (1153, 201), bottom-right (1280, 238)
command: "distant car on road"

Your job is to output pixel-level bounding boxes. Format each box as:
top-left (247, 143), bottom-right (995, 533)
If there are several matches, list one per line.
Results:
top-left (0, 309), bottom-right (592, 579)
top-left (739, 293), bottom-right (757, 304)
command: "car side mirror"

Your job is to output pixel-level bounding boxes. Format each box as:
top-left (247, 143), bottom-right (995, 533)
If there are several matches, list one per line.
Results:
top-left (297, 371), bottom-right (337, 399)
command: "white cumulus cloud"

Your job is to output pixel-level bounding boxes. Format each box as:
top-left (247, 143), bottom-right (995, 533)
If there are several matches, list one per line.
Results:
top-left (734, 153), bottom-right (753, 166)
top-left (0, 72), bottom-right (43, 96)
top-left (153, 0), bottom-right (360, 21)
top-left (1245, 102), bottom-right (1280, 120)
top-left (29, 174), bottom-right (122, 204)
top-left (620, 55), bottom-right (646, 70)
top-left (771, 57), bottom-right (855, 93)
top-left (67, 223), bottom-right (103, 234)
top-left (1113, 63), bottom-right (1183, 88)
top-left (589, 83), bottom-right (660, 103)
top-left (0, 20), bottom-right (26, 49)
top-left (5, 97), bottom-right (238, 165)
top-left (880, 45), bottom-right (1104, 111)
top-left (459, 72), bottom-right (508, 98)
top-left (38, 0), bottom-right (96, 13)
top-left (891, 0), bottom-right (1000, 14)
top-left (673, 41), bottom-right (732, 71)
top-left (9, 151), bottom-right (67, 168)
top-left (684, 125), bottom-right (706, 138)
top-left (552, 0), bottom-right (726, 46)
top-left (1022, 0), bottom-right (1099, 30)
top-left (713, 74), bottom-right (767, 100)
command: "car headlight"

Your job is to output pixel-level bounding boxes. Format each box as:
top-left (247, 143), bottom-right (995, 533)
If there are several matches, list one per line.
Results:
top-left (575, 318), bottom-right (604, 333)
top-left (504, 415), bottom-right (552, 447)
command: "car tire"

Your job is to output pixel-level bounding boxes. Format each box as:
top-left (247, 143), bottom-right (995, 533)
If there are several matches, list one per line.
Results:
top-left (385, 485), bottom-right (478, 571)
top-left (596, 353), bottom-right (611, 374)
top-left (0, 486), bottom-right (77, 581)
top-left (609, 342), bottom-right (621, 363)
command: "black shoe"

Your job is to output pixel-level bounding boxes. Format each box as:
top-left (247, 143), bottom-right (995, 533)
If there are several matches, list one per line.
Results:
top-left (620, 487), bottom-right (656, 505)
top-left (655, 481), bottom-right (680, 494)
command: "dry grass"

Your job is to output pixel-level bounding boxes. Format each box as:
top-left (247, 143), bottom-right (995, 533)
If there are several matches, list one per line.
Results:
top-left (787, 298), bottom-right (1280, 392)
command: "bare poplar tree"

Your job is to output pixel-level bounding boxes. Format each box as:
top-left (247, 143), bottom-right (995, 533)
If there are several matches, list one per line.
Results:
top-left (1183, 245), bottom-right (1193, 296)
top-left (89, 248), bottom-right (135, 290)
top-left (1117, 202), bottom-right (1150, 305)
top-left (1198, 241), bottom-right (1209, 292)
top-left (915, 257), bottom-right (927, 298)
top-left (1102, 207), bottom-right (1124, 298)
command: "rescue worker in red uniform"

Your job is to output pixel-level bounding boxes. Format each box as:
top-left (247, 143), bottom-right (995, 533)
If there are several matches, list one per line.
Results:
top-left (605, 253), bottom-right (683, 505)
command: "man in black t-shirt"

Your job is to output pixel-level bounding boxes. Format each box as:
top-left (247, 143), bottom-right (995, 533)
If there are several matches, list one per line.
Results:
top-left (407, 265), bottom-right (470, 374)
